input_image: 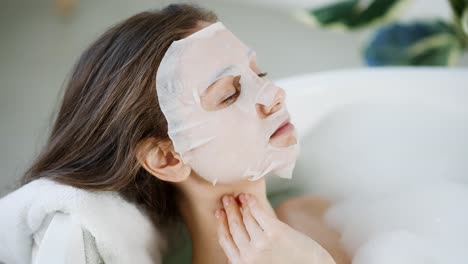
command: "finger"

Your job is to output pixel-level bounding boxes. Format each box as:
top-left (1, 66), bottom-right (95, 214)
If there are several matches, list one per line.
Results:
top-left (223, 195), bottom-right (251, 251)
top-left (243, 193), bottom-right (274, 233)
top-left (239, 195), bottom-right (265, 243)
top-left (216, 209), bottom-right (241, 263)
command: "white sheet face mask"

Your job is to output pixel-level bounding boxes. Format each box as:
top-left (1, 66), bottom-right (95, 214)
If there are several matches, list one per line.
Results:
top-left (156, 22), bottom-right (299, 185)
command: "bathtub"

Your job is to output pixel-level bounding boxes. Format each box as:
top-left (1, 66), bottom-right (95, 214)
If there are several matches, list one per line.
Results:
top-left (268, 67), bottom-right (468, 263)
top-left (267, 67), bottom-right (468, 198)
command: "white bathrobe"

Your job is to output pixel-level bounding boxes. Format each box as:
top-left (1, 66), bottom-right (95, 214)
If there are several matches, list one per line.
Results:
top-left (0, 178), bottom-right (166, 264)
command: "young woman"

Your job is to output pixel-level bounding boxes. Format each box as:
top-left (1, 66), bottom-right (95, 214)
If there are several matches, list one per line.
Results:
top-left (2, 4), bottom-right (349, 264)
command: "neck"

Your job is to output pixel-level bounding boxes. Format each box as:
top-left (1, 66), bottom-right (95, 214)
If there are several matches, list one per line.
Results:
top-left (176, 173), bottom-right (276, 264)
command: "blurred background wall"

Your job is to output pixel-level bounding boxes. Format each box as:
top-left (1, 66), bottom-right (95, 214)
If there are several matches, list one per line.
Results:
top-left (1, 0), bottom-right (467, 196)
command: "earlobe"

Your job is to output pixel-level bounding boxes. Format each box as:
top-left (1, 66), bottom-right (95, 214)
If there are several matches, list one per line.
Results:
top-left (137, 139), bottom-right (191, 183)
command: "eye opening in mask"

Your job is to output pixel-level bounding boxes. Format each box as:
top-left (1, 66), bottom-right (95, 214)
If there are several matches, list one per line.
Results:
top-left (200, 71), bottom-right (269, 111)
top-left (222, 72), bottom-right (268, 104)
top-left (220, 75), bottom-right (241, 105)
top-left (200, 75), bottom-right (239, 111)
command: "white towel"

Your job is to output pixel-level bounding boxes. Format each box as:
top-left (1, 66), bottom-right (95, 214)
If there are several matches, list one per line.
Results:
top-left (0, 178), bottom-right (166, 264)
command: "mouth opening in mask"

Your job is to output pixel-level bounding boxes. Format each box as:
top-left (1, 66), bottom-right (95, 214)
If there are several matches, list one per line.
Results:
top-left (270, 120), bottom-right (294, 140)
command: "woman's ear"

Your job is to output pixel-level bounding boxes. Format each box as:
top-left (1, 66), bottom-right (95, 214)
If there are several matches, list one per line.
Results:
top-left (136, 138), bottom-right (191, 182)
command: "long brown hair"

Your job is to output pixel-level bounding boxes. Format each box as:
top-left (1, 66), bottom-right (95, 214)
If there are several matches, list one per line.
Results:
top-left (21, 4), bottom-right (217, 225)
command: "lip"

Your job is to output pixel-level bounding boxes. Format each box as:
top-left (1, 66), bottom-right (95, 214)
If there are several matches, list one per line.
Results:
top-left (270, 119), bottom-right (294, 139)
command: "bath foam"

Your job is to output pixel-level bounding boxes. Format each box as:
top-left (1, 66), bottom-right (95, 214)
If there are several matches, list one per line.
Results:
top-left (325, 182), bottom-right (468, 263)
top-left (295, 102), bottom-right (468, 263)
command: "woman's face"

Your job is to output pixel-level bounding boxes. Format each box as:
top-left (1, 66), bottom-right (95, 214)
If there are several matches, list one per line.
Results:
top-left (198, 44), bottom-right (296, 149)
top-left (156, 21), bottom-right (299, 185)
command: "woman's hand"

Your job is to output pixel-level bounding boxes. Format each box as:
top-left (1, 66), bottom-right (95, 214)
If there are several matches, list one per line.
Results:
top-left (215, 193), bottom-right (337, 264)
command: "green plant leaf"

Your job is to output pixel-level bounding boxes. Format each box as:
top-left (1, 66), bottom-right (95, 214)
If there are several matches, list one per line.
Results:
top-left (463, 7), bottom-right (468, 35)
top-left (295, 0), bottom-right (407, 30)
top-left (448, 0), bottom-right (468, 47)
top-left (364, 20), bottom-right (462, 66)
top-left (308, 0), bottom-right (358, 26)
top-left (448, 0), bottom-right (467, 18)
top-left (410, 38), bottom-right (460, 65)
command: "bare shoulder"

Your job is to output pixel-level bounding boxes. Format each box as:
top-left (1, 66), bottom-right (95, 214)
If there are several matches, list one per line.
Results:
top-left (274, 195), bottom-right (332, 237)
top-left (275, 195), bottom-right (351, 264)
top-left (275, 195), bottom-right (331, 219)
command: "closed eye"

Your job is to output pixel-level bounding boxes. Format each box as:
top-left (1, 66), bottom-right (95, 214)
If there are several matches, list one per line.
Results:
top-left (222, 72), bottom-right (268, 105)
top-left (221, 75), bottom-right (241, 105)
top-left (258, 72), bottom-right (268, 78)
top-left (222, 90), bottom-right (240, 105)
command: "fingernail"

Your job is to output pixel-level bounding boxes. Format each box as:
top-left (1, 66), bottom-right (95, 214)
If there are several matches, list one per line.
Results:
top-left (239, 193), bottom-right (247, 204)
top-left (223, 196), bottom-right (230, 207)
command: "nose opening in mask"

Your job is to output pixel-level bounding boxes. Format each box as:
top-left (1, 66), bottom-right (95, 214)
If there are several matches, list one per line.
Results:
top-left (255, 81), bottom-right (285, 118)
top-left (255, 80), bottom-right (281, 106)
